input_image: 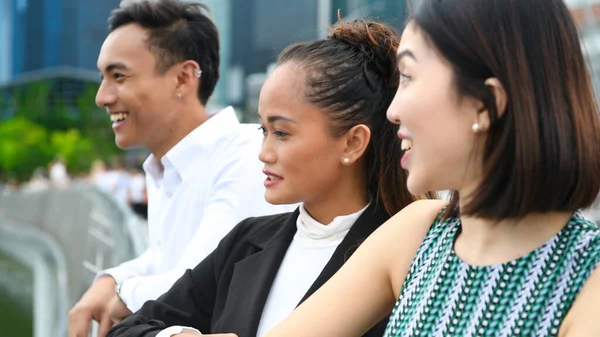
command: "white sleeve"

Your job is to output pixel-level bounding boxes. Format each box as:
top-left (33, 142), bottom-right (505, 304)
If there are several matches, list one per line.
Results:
top-left (156, 326), bottom-right (202, 337)
top-left (96, 249), bottom-right (153, 285)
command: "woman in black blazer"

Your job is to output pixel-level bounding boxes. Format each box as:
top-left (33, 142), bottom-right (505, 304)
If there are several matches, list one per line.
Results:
top-left (108, 19), bottom-right (432, 337)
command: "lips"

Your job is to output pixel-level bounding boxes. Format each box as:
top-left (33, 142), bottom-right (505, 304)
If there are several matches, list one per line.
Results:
top-left (263, 170), bottom-right (283, 180)
top-left (263, 170), bottom-right (283, 188)
top-left (397, 131), bottom-right (413, 169)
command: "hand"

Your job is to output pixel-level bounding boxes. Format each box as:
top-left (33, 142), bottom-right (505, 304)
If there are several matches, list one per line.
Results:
top-left (68, 276), bottom-right (116, 337)
top-left (108, 294), bottom-right (133, 324)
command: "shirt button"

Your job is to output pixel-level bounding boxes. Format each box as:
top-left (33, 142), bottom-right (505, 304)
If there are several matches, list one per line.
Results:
top-left (166, 192), bottom-right (172, 198)
top-left (157, 240), bottom-right (161, 247)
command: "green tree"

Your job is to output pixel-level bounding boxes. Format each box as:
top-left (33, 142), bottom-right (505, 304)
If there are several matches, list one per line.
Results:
top-left (0, 77), bottom-right (123, 181)
top-left (50, 128), bottom-right (96, 174)
top-left (0, 117), bottom-right (53, 181)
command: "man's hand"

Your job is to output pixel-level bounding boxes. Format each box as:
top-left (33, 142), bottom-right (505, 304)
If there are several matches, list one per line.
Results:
top-left (68, 276), bottom-right (117, 337)
top-left (108, 294), bottom-right (133, 324)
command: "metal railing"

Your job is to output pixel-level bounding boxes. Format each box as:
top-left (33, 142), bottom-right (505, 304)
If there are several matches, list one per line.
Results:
top-left (0, 185), bottom-right (147, 337)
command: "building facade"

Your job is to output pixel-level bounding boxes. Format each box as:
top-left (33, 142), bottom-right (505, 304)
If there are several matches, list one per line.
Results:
top-left (0, 0), bottom-right (120, 83)
top-left (227, 0), bottom-right (408, 120)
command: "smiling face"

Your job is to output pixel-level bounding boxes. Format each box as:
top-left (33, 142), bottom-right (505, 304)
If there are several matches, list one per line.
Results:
top-left (258, 63), bottom-right (352, 205)
top-left (96, 23), bottom-right (181, 150)
top-left (386, 22), bottom-right (485, 197)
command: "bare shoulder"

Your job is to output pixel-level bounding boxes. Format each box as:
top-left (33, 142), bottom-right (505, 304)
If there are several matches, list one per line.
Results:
top-left (387, 199), bottom-right (448, 226)
top-left (365, 199), bottom-right (448, 297)
top-left (559, 265), bottom-right (600, 336)
top-left (377, 199), bottom-right (448, 240)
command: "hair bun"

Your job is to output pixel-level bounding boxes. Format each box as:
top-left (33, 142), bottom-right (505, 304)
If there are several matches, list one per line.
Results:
top-left (329, 15), bottom-right (400, 81)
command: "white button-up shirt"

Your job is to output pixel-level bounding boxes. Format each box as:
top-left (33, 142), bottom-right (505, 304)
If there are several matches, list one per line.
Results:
top-left (100, 107), bottom-right (295, 312)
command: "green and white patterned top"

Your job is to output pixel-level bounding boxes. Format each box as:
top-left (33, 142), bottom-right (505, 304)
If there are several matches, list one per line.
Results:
top-left (383, 212), bottom-right (600, 337)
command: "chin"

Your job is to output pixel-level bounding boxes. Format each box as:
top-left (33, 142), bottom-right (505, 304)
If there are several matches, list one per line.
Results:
top-left (114, 135), bottom-right (136, 149)
top-left (264, 191), bottom-right (296, 206)
top-left (406, 175), bottom-right (431, 196)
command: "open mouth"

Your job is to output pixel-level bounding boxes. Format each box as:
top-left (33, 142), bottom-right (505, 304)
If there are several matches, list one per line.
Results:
top-left (401, 138), bottom-right (413, 152)
top-left (263, 170), bottom-right (284, 187)
top-left (110, 113), bottom-right (129, 123)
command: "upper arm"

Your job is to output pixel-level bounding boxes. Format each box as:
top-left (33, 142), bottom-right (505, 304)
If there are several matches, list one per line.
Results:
top-left (264, 200), bottom-right (447, 337)
top-left (559, 265), bottom-right (600, 337)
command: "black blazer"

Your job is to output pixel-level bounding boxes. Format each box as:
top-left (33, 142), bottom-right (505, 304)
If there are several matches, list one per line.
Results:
top-left (108, 203), bottom-right (391, 337)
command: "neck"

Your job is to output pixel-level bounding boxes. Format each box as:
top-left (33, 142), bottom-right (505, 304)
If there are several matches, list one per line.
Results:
top-left (455, 209), bottom-right (572, 266)
top-left (150, 102), bottom-right (209, 161)
top-left (303, 170), bottom-right (369, 225)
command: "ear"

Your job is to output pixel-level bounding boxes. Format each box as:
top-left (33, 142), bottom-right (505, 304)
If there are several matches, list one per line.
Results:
top-left (474, 77), bottom-right (507, 133)
top-left (483, 77), bottom-right (507, 118)
top-left (174, 60), bottom-right (202, 100)
top-left (340, 124), bottom-right (371, 165)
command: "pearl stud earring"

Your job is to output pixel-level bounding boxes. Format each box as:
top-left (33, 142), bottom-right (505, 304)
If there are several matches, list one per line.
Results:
top-left (343, 158), bottom-right (350, 164)
top-left (472, 123), bottom-right (481, 133)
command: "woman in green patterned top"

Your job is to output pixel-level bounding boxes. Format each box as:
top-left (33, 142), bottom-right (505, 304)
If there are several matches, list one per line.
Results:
top-left (262, 0), bottom-right (600, 336)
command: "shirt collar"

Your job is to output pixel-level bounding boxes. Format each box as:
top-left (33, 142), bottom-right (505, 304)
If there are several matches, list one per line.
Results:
top-left (143, 106), bottom-right (240, 184)
top-left (296, 203), bottom-right (370, 242)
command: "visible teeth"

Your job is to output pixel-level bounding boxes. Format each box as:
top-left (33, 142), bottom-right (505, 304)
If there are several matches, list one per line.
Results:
top-left (110, 113), bottom-right (129, 122)
top-left (267, 175), bottom-right (281, 180)
top-left (401, 139), bottom-right (413, 151)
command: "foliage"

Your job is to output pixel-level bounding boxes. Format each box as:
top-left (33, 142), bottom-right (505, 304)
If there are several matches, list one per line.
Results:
top-left (0, 117), bottom-right (53, 181)
top-left (50, 128), bottom-right (96, 173)
top-left (0, 79), bottom-right (121, 181)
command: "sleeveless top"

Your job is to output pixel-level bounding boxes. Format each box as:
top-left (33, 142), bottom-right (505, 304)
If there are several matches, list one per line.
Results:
top-left (383, 212), bottom-right (600, 337)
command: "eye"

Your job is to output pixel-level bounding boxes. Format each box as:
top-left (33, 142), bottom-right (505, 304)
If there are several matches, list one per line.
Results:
top-left (399, 72), bottom-right (412, 86)
top-left (274, 130), bottom-right (289, 139)
top-left (258, 125), bottom-right (267, 136)
top-left (113, 73), bottom-right (126, 82)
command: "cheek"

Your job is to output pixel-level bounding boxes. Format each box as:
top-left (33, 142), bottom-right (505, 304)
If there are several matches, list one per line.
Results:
top-left (128, 77), bottom-right (170, 105)
top-left (281, 140), bottom-right (340, 186)
top-left (130, 85), bottom-right (173, 122)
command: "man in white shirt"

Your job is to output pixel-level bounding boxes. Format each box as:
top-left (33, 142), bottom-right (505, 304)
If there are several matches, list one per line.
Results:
top-left (67, 1), bottom-right (293, 336)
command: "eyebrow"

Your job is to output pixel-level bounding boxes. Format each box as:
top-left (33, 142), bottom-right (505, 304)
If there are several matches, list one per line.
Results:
top-left (100, 62), bottom-right (129, 73)
top-left (396, 50), bottom-right (418, 63)
top-left (257, 114), bottom-right (298, 124)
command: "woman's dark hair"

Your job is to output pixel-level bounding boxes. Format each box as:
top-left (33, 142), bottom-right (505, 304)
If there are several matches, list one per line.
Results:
top-left (411, 0), bottom-right (600, 218)
top-left (108, 0), bottom-right (219, 105)
top-left (278, 18), bottom-right (432, 215)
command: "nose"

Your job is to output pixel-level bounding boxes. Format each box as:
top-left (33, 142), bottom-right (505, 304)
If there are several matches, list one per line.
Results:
top-left (386, 93), bottom-right (402, 125)
top-left (258, 136), bottom-right (276, 164)
top-left (95, 80), bottom-right (117, 108)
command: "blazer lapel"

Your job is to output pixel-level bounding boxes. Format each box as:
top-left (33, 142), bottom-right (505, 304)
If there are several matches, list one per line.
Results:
top-left (298, 203), bottom-right (390, 305)
top-left (215, 210), bottom-right (299, 337)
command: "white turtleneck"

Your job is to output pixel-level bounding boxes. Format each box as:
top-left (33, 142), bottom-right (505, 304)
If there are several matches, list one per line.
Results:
top-left (255, 203), bottom-right (369, 337)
